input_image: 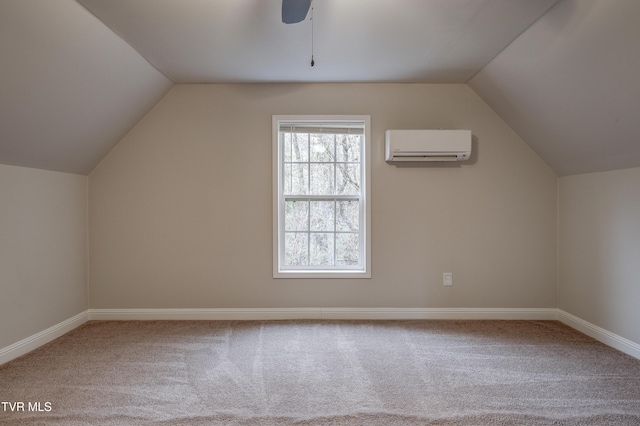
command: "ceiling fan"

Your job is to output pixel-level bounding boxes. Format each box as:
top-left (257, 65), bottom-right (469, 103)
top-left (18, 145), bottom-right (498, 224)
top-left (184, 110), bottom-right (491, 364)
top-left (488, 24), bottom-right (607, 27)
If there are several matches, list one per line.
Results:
top-left (282, 0), bottom-right (316, 66)
top-left (282, 0), bottom-right (311, 24)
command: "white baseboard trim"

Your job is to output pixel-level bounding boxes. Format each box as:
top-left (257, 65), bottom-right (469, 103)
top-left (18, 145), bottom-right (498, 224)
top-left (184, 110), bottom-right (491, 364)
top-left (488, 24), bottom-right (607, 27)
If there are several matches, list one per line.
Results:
top-left (88, 308), bottom-right (324, 321)
top-left (557, 310), bottom-right (640, 360)
top-left (4, 308), bottom-right (637, 365)
top-left (320, 307), bottom-right (559, 320)
top-left (0, 310), bottom-right (89, 366)
top-left (88, 307), bottom-right (559, 321)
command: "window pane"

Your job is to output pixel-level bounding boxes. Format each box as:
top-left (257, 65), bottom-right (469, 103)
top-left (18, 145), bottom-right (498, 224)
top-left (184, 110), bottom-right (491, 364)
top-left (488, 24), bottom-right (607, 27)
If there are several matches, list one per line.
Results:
top-left (310, 133), bottom-right (335, 162)
top-left (310, 164), bottom-right (334, 195)
top-left (336, 134), bottom-right (361, 163)
top-left (310, 201), bottom-right (334, 232)
top-left (336, 164), bottom-right (360, 195)
top-left (284, 232), bottom-right (308, 266)
top-left (336, 201), bottom-right (359, 232)
top-left (290, 133), bottom-right (308, 162)
top-left (284, 164), bottom-right (308, 195)
top-left (284, 133), bottom-right (291, 162)
top-left (285, 201), bottom-right (309, 231)
top-left (336, 233), bottom-right (359, 265)
top-left (310, 233), bottom-right (334, 266)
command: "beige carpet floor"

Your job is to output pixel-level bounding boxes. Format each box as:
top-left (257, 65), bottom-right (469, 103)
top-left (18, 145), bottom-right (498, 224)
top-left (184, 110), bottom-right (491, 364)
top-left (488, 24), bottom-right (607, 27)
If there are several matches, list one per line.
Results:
top-left (1, 320), bottom-right (639, 425)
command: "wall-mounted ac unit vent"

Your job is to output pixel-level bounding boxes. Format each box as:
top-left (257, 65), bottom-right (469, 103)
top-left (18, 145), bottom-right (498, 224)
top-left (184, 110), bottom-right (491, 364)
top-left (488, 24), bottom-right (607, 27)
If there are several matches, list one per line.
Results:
top-left (385, 130), bottom-right (472, 162)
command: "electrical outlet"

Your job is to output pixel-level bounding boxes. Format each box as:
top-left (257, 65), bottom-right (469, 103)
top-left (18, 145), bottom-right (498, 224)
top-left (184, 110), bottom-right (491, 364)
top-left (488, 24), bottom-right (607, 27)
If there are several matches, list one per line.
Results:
top-left (443, 272), bottom-right (453, 286)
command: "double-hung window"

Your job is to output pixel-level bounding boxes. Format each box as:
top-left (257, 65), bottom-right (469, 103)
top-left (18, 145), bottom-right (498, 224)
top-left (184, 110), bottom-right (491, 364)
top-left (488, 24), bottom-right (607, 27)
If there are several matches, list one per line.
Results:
top-left (273, 115), bottom-right (371, 278)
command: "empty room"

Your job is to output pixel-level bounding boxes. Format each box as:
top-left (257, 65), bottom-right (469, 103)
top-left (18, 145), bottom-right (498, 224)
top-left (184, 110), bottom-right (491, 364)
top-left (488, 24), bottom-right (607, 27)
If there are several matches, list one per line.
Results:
top-left (1, 0), bottom-right (639, 424)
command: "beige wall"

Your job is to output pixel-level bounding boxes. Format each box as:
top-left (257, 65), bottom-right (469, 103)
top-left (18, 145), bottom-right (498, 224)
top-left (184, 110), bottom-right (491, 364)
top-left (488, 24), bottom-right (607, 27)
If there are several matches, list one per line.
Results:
top-left (89, 84), bottom-right (557, 309)
top-left (559, 167), bottom-right (640, 344)
top-left (0, 165), bottom-right (87, 349)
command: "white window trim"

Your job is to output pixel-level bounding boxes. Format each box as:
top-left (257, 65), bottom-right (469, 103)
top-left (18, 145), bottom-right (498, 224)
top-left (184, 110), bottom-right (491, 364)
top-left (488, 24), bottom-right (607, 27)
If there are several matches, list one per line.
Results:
top-left (272, 115), bottom-right (371, 279)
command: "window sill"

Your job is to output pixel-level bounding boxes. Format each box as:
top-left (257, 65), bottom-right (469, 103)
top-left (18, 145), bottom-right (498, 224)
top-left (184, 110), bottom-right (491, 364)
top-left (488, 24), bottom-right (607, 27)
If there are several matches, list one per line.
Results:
top-left (273, 270), bottom-right (371, 279)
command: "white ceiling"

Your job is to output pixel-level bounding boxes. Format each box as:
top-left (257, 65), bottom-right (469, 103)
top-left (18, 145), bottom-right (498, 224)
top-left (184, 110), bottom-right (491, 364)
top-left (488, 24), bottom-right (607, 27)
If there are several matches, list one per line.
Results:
top-left (1, 0), bottom-right (639, 176)
top-left (76, 0), bottom-right (558, 84)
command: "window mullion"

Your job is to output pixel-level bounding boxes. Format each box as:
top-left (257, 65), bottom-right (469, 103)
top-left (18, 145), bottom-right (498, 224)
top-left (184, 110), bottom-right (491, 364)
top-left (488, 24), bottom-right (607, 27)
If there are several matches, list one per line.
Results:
top-left (333, 134), bottom-right (338, 267)
top-left (333, 133), bottom-right (337, 195)
top-left (307, 200), bottom-right (311, 266)
top-left (307, 132), bottom-right (311, 265)
top-left (289, 133), bottom-right (294, 193)
top-left (333, 200), bottom-right (337, 266)
top-left (307, 132), bottom-right (311, 195)
top-left (285, 195), bottom-right (358, 201)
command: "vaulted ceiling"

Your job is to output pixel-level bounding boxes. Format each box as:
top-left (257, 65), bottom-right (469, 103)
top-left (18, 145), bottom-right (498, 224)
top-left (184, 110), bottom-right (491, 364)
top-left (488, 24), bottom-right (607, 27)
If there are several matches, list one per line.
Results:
top-left (1, 0), bottom-right (638, 176)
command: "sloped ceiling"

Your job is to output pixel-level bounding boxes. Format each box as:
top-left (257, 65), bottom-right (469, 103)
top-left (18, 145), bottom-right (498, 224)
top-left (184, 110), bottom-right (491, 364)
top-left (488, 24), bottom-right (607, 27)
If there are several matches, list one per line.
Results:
top-left (0, 0), bottom-right (172, 175)
top-left (1, 0), bottom-right (638, 177)
top-left (469, 0), bottom-right (640, 176)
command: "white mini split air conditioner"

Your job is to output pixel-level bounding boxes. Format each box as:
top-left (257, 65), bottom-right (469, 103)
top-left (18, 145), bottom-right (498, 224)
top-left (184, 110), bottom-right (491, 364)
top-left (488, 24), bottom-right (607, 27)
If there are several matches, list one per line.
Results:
top-left (385, 129), bottom-right (472, 162)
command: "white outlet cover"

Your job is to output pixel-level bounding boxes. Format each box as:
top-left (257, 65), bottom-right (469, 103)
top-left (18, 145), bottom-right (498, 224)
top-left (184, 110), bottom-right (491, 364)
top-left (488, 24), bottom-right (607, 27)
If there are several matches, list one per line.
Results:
top-left (443, 273), bottom-right (453, 286)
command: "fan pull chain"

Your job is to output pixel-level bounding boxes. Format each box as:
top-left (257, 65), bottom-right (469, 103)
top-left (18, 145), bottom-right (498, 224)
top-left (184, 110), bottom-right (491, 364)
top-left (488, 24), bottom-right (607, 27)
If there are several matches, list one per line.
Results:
top-left (310, 1), bottom-right (315, 66)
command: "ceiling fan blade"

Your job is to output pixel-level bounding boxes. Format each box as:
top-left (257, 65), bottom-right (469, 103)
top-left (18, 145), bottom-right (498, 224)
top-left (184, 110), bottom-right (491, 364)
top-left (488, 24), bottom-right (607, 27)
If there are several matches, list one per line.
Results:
top-left (282, 0), bottom-right (311, 24)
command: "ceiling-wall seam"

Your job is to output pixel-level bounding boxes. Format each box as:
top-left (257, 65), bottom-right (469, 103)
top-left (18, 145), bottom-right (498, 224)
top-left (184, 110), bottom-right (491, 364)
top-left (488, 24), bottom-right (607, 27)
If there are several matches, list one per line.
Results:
top-left (465, 0), bottom-right (562, 84)
top-left (464, 85), bottom-right (559, 178)
top-left (74, 0), bottom-right (175, 83)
